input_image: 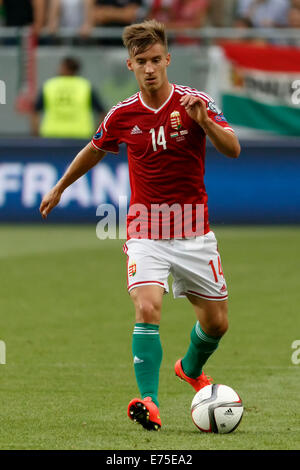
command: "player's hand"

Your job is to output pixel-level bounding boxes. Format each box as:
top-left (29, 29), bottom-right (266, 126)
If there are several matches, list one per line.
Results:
top-left (180, 94), bottom-right (209, 127)
top-left (39, 186), bottom-right (62, 219)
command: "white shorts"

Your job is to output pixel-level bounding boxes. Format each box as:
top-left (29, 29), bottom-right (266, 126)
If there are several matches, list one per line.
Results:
top-left (123, 231), bottom-right (228, 301)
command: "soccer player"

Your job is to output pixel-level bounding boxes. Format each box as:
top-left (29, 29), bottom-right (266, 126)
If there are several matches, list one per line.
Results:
top-left (40, 20), bottom-right (240, 432)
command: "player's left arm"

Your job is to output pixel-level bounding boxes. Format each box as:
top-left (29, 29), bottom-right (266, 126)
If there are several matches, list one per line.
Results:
top-left (180, 94), bottom-right (240, 159)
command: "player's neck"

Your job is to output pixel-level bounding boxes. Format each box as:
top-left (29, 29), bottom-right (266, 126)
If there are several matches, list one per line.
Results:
top-left (140, 82), bottom-right (173, 110)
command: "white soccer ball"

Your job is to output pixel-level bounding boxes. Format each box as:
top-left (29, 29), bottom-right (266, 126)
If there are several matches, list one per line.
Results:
top-left (191, 384), bottom-right (243, 434)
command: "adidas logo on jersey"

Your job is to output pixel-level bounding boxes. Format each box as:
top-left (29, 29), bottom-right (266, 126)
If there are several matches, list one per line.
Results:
top-left (131, 125), bottom-right (143, 134)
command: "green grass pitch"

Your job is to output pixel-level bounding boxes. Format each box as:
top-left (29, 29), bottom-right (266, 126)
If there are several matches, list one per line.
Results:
top-left (0, 224), bottom-right (299, 450)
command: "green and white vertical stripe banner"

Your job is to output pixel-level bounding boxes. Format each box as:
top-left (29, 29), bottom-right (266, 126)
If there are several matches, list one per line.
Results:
top-left (220, 42), bottom-right (300, 136)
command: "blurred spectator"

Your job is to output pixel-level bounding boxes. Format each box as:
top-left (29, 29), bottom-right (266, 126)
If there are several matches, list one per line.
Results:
top-left (149, 0), bottom-right (210, 29)
top-left (287, 2), bottom-right (300, 44)
top-left (31, 56), bottom-right (106, 138)
top-left (207, 0), bottom-right (236, 27)
top-left (231, 15), bottom-right (268, 44)
top-left (93, 0), bottom-right (146, 27)
top-left (2, 0), bottom-right (46, 35)
top-left (235, 0), bottom-right (290, 28)
top-left (148, 0), bottom-right (210, 46)
top-left (46, 0), bottom-right (94, 37)
top-left (289, 6), bottom-right (300, 27)
top-left (147, 0), bottom-right (172, 24)
top-left (234, 16), bottom-right (254, 28)
top-left (0, 1), bottom-right (5, 26)
top-left (289, 0), bottom-right (300, 28)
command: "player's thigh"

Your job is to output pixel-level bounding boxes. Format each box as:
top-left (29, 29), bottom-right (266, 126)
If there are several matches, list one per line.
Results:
top-left (124, 238), bottom-right (170, 294)
top-left (130, 285), bottom-right (165, 325)
top-left (186, 293), bottom-right (228, 337)
top-left (172, 232), bottom-right (228, 301)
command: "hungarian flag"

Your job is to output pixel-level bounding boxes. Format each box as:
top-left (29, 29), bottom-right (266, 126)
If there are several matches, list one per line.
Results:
top-left (220, 42), bottom-right (300, 136)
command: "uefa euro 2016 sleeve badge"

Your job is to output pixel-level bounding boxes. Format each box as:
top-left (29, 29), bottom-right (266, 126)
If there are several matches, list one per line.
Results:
top-left (93, 128), bottom-right (103, 140)
top-left (170, 111), bottom-right (182, 130)
top-left (207, 100), bottom-right (222, 115)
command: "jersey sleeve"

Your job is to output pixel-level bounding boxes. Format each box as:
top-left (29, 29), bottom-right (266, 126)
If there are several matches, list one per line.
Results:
top-left (91, 108), bottom-right (120, 154)
top-left (205, 98), bottom-right (235, 133)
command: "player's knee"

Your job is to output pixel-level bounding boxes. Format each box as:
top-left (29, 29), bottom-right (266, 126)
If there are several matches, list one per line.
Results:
top-left (213, 317), bottom-right (229, 337)
top-left (204, 321), bottom-right (228, 338)
top-left (204, 306), bottom-right (229, 338)
top-left (210, 314), bottom-right (229, 337)
top-left (135, 299), bottom-right (161, 324)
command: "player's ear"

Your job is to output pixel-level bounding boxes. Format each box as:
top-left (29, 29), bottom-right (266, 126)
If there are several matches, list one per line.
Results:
top-left (166, 52), bottom-right (171, 68)
top-left (127, 58), bottom-right (133, 72)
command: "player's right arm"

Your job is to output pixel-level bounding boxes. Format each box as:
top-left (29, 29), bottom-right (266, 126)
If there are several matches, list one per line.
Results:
top-left (39, 143), bottom-right (105, 219)
top-left (40, 105), bottom-right (120, 218)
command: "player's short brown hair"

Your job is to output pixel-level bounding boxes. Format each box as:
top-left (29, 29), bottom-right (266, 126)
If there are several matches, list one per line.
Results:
top-left (122, 20), bottom-right (168, 57)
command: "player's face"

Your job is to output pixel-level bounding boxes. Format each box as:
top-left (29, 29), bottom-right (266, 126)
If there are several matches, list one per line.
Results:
top-left (127, 43), bottom-right (170, 93)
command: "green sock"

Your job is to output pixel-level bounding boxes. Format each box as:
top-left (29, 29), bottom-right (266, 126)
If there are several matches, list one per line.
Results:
top-left (181, 321), bottom-right (221, 379)
top-left (132, 323), bottom-right (162, 407)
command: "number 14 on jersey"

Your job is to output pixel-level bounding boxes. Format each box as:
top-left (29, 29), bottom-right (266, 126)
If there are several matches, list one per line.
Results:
top-left (150, 126), bottom-right (167, 151)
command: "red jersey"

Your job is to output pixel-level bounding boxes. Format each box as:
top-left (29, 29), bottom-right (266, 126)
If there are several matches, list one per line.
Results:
top-left (91, 84), bottom-right (234, 239)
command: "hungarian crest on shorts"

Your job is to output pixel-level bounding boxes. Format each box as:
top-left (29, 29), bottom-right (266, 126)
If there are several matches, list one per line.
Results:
top-left (128, 260), bottom-right (137, 277)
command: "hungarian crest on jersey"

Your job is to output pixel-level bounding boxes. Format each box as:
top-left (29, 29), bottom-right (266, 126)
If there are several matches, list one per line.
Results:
top-left (170, 110), bottom-right (182, 130)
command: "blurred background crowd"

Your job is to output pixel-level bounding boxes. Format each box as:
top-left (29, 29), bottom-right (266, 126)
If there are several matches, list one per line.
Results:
top-left (0, 1), bottom-right (299, 139)
top-left (0, 0), bottom-right (299, 38)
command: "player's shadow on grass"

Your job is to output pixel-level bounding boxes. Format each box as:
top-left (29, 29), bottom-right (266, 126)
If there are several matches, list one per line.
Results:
top-left (163, 426), bottom-right (249, 437)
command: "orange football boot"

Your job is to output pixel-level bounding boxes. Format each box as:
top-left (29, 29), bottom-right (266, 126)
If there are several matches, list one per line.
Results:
top-left (127, 397), bottom-right (161, 431)
top-left (175, 359), bottom-right (213, 392)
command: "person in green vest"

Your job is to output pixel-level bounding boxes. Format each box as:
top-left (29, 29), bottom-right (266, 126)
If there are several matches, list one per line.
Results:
top-left (31, 56), bottom-right (106, 138)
